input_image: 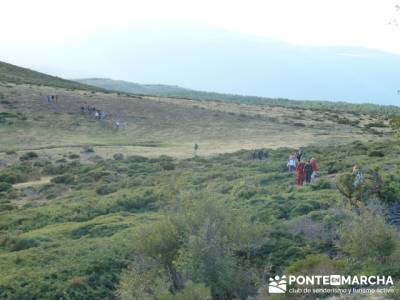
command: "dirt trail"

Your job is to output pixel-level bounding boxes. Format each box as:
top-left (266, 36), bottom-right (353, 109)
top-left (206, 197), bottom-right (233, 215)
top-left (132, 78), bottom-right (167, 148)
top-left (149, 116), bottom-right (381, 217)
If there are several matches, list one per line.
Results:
top-left (12, 176), bottom-right (53, 189)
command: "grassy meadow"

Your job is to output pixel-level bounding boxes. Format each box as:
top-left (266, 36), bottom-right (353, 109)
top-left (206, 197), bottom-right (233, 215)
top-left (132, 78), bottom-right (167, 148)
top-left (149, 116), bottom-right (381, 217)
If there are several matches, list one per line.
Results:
top-left (1, 138), bottom-right (400, 299)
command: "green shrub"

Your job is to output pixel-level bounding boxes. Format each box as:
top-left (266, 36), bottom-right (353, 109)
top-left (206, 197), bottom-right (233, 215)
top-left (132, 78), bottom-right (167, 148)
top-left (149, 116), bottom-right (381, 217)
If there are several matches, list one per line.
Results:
top-left (51, 174), bottom-right (76, 185)
top-left (285, 254), bottom-right (344, 280)
top-left (311, 179), bottom-right (332, 190)
top-left (19, 151), bottom-right (38, 161)
top-left (69, 154), bottom-right (80, 159)
top-left (113, 153), bottom-right (124, 160)
top-left (368, 150), bottom-right (385, 157)
top-left (337, 212), bottom-right (398, 267)
top-left (0, 203), bottom-right (15, 211)
top-left (115, 192), bottom-right (158, 211)
top-left (126, 155), bottom-right (148, 163)
top-left (379, 176), bottom-right (400, 204)
top-left (96, 184), bottom-right (117, 195)
top-left (291, 202), bottom-right (315, 217)
top-left (0, 171), bottom-right (25, 184)
top-left (82, 146), bottom-right (95, 153)
top-left (0, 236), bottom-right (40, 251)
top-left (176, 281), bottom-right (211, 300)
top-left (0, 182), bottom-right (12, 192)
top-left (160, 161), bottom-right (175, 171)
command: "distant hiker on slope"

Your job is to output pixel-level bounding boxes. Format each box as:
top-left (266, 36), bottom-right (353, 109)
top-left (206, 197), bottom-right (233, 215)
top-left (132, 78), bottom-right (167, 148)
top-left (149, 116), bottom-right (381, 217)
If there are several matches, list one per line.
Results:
top-left (287, 155), bottom-right (297, 172)
top-left (47, 95), bottom-right (52, 103)
top-left (310, 158), bottom-right (318, 183)
top-left (194, 143), bottom-right (199, 157)
top-left (296, 160), bottom-right (306, 186)
top-left (304, 160), bottom-right (313, 184)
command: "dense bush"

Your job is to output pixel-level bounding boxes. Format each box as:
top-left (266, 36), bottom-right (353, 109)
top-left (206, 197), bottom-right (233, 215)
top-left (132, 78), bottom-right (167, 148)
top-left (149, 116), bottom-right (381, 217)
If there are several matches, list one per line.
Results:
top-left (51, 174), bottom-right (76, 185)
top-left (337, 211), bottom-right (399, 268)
top-left (368, 150), bottom-right (385, 157)
top-left (0, 182), bottom-right (12, 192)
top-left (69, 153), bottom-right (80, 159)
top-left (19, 151), bottom-right (38, 161)
top-left (82, 146), bottom-right (95, 153)
top-left (5, 150), bottom-right (16, 155)
top-left (0, 235), bottom-right (41, 251)
top-left (311, 178), bottom-right (332, 190)
top-left (96, 184), bottom-right (118, 195)
top-left (113, 153), bottom-right (124, 160)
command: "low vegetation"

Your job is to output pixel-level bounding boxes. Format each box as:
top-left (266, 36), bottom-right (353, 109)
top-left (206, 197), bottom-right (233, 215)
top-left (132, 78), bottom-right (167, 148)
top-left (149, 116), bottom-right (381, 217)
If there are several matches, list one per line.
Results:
top-left (0, 61), bottom-right (103, 91)
top-left (1, 138), bottom-right (399, 299)
top-left (76, 78), bottom-right (400, 116)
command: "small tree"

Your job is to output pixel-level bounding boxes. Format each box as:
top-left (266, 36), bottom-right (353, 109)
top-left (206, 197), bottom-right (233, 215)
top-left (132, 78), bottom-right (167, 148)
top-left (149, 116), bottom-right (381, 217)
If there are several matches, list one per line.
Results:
top-left (337, 211), bottom-right (399, 268)
top-left (336, 173), bottom-right (360, 208)
top-left (120, 194), bottom-right (266, 299)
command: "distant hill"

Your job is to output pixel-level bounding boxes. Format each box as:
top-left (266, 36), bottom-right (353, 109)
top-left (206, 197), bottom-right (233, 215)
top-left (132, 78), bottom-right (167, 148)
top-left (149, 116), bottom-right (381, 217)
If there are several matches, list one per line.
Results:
top-left (0, 61), bottom-right (102, 91)
top-left (76, 78), bottom-right (191, 96)
top-left (76, 77), bottom-right (400, 116)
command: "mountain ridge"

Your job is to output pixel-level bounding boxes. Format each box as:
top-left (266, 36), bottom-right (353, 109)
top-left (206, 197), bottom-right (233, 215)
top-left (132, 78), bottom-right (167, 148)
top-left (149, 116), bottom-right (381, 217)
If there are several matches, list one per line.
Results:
top-left (76, 77), bottom-right (400, 115)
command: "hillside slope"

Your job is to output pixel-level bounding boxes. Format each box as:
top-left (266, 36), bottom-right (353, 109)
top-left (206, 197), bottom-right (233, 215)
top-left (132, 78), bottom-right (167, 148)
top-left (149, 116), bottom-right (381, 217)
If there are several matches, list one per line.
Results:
top-left (76, 78), bottom-right (400, 116)
top-left (0, 61), bottom-right (103, 91)
top-left (0, 61), bottom-right (396, 161)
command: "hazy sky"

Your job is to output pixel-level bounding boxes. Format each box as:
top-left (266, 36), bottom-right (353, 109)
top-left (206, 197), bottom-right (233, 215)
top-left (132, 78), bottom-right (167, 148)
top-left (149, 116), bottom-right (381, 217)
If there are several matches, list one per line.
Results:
top-left (1, 0), bottom-right (399, 52)
top-left (1, 0), bottom-right (400, 105)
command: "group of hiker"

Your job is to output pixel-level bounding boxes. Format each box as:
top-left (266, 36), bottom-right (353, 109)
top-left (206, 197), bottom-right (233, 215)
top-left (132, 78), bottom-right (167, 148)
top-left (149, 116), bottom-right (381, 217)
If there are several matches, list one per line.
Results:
top-left (46, 95), bottom-right (59, 103)
top-left (287, 149), bottom-right (319, 186)
top-left (80, 104), bottom-right (107, 120)
top-left (251, 150), bottom-right (268, 160)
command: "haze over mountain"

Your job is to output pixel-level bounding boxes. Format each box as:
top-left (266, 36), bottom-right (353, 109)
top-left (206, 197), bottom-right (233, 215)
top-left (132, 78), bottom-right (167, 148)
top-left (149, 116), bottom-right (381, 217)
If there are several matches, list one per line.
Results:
top-left (3, 24), bottom-right (400, 105)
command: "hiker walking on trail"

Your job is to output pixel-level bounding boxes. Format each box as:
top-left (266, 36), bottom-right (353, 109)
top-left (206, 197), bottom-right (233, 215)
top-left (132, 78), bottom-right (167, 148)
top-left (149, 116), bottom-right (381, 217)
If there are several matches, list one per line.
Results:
top-left (304, 160), bottom-right (313, 184)
top-left (296, 160), bottom-right (306, 186)
top-left (310, 158), bottom-right (318, 183)
top-left (47, 95), bottom-right (52, 103)
top-left (352, 165), bottom-right (364, 188)
top-left (296, 148), bottom-right (304, 162)
top-left (258, 150), bottom-right (263, 160)
top-left (287, 155), bottom-right (297, 172)
top-left (259, 150), bottom-right (268, 160)
top-left (252, 151), bottom-right (257, 160)
top-left (194, 143), bottom-right (199, 157)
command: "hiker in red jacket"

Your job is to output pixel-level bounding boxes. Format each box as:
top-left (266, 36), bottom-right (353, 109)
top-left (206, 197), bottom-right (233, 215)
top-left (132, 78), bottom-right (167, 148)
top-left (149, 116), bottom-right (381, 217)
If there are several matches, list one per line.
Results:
top-left (296, 160), bottom-right (306, 186)
top-left (310, 158), bottom-right (318, 183)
